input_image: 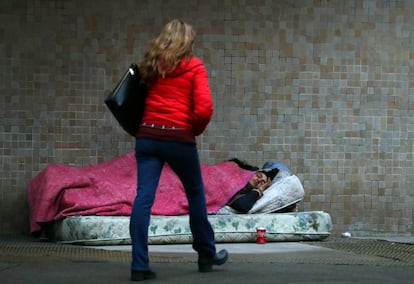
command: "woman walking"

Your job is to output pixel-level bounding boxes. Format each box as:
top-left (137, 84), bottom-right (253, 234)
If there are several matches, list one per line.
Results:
top-left (129, 19), bottom-right (228, 281)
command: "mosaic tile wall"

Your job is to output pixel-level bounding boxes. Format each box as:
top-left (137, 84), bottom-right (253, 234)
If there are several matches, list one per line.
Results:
top-left (1, 0), bottom-right (413, 236)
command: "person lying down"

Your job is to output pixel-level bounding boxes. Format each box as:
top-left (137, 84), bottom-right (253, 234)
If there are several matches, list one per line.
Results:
top-left (220, 158), bottom-right (304, 214)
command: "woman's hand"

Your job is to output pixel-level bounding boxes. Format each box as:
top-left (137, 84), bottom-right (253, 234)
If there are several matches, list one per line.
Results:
top-left (257, 178), bottom-right (272, 195)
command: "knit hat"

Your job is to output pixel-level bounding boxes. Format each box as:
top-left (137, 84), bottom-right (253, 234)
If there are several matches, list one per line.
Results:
top-left (261, 161), bottom-right (291, 183)
top-left (262, 168), bottom-right (279, 181)
top-left (262, 161), bottom-right (290, 173)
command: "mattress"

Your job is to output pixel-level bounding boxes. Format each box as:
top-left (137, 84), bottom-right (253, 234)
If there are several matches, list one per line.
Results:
top-left (46, 211), bottom-right (332, 245)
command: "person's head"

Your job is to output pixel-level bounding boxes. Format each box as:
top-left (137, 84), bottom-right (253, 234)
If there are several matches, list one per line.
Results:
top-left (155, 19), bottom-right (195, 58)
top-left (248, 171), bottom-right (270, 189)
top-left (247, 168), bottom-right (279, 189)
top-left (140, 19), bottom-right (196, 80)
top-left (248, 171), bottom-right (274, 189)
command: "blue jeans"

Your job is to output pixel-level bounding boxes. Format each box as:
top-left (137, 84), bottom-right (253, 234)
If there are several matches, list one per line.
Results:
top-left (130, 138), bottom-right (216, 271)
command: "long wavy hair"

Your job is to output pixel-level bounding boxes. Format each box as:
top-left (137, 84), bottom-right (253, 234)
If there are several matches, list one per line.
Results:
top-left (139, 19), bottom-right (195, 82)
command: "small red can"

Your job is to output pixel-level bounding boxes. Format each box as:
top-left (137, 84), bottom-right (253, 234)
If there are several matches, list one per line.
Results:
top-left (256, 227), bottom-right (266, 244)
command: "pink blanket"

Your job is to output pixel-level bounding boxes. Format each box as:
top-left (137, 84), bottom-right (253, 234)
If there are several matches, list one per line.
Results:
top-left (28, 151), bottom-right (255, 234)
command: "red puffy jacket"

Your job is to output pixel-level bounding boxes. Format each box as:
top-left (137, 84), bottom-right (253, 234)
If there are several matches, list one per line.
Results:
top-left (141, 56), bottom-right (213, 136)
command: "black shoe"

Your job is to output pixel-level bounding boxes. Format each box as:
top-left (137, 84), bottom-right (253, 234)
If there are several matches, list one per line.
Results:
top-left (130, 270), bottom-right (157, 281)
top-left (198, 249), bottom-right (229, 272)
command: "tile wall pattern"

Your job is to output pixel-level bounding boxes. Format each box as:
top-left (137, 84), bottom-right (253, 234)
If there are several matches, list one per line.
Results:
top-left (1, 0), bottom-right (413, 236)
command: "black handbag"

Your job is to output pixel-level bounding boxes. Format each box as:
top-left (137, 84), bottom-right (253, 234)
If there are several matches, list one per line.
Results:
top-left (104, 64), bottom-right (147, 137)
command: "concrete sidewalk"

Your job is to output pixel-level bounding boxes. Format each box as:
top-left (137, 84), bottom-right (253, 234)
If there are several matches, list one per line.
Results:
top-left (1, 234), bottom-right (414, 284)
